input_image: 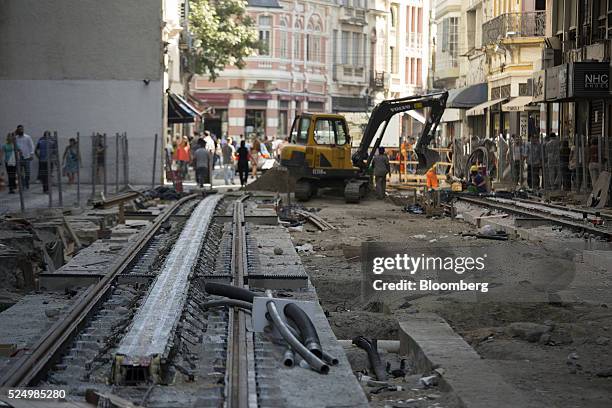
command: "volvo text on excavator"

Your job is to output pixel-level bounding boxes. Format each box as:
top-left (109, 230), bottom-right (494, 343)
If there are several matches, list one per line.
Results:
top-left (279, 91), bottom-right (448, 203)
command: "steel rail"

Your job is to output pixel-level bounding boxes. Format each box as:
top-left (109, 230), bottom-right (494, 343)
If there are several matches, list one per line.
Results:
top-left (0, 194), bottom-right (199, 387)
top-left (456, 196), bottom-right (612, 240)
top-left (225, 196), bottom-right (255, 408)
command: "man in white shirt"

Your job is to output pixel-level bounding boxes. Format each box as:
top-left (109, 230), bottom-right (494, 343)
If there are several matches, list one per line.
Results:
top-left (15, 125), bottom-right (34, 189)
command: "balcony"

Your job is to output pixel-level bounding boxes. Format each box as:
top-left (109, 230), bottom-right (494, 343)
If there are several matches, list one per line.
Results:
top-left (339, 7), bottom-right (367, 25)
top-left (482, 11), bottom-right (545, 45)
top-left (333, 64), bottom-right (366, 84)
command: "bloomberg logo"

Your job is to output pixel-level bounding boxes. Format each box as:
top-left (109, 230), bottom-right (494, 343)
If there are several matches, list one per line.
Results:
top-left (585, 73), bottom-right (609, 89)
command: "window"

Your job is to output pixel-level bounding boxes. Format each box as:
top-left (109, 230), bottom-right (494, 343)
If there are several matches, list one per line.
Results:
top-left (352, 32), bottom-right (360, 65)
top-left (278, 110), bottom-right (288, 136)
top-left (341, 31), bottom-right (349, 64)
top-left (441, 17), bottom-right (458, 66)
top-left (294, 21), bottom-right (302, 60)
top-left (258, 16), bottom-right (272, 56)
top-left (390, 5), bottom-right (398, 29)
top-left (280, 18), bottom-right (288, 59)
top-left (334, 120), bottom-right (348, 144)
top-left (333, 30), bottom-right (338, 63)
top-left (390, 46), bottom-right (397, 73)
top-left (416, 58), bottom-right (422, 86)
top-left (298, 117), bottom-right (310, 144)
top-left (314, 119), bottom-right (335, 144)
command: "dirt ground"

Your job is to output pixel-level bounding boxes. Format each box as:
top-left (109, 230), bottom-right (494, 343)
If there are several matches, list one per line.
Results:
top-left (288, 193), bottom-right (612, 408)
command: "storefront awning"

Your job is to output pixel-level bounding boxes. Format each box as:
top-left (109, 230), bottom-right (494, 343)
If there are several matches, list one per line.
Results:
top-left (502, 96), bottom-right (537, 112)
top-left (466, 98), bottom-right (506, 116)
top-left (406, 110), bottom-right (425, 124)
top-left (441, 108), bottom-right (461, 123)
top-left (447, 83), bottom-right (488, 109)
top-left (168, 93), bottom-right (201, 124)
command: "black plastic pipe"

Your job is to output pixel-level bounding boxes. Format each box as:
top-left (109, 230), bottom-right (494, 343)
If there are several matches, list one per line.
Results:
top-left (284, 303), bottom-right (322, 358)
top-left (282, 313), bottom-right (339, 366)
top-left (352, 336), bottom-right (387, 381)
top-left (204, 282), bottom-right (257, 303)
top-left (200, 299), bottom-right (253, 311)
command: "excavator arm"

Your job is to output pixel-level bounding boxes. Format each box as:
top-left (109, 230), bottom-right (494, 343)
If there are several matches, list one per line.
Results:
top-left (351, 91), bottom-right (448, 174)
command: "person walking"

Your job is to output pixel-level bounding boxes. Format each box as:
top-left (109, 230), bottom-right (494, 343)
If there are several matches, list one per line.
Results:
top-left (588, 137), bottom-right (601, 187)
top-left (176, 136), bottom-right (190, 180)
top-left (2, 133), bottom-right (17, 194)
top-left (15, 125), bottom-right (34, 189)
top-left (94, 134), bottom-right (106, 184)
top-left (526, 136), bottom-right (542, 189)
top-left (236, 140), bottom-right (250, 187)
top-left (193, 139), bottom-right (210, 187)
top-left (250, 137), bottom-right (261, 179)
top-left (372, 146), bottom-right (390, 199)
top-left (35, 131), bottom-right (53, 193)
top-left (221, 139), bottom-right (235, 185)
top-left (62, 138), bottom-right (80, 184)
top-left (559, 140), bottom-right (571, 192)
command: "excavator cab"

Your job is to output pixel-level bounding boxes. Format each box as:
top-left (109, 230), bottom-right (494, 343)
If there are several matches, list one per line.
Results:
top-left (281, 113), bottom-right (359, 200)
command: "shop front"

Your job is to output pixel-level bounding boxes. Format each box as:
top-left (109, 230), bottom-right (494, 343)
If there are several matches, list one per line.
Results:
top-left (544, 62), bottom-right (612, 192)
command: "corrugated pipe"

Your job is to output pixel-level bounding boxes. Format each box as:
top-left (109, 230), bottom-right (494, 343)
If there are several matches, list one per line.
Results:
top-left (204, 282), bottom-right (257, 303)
top-left (283, 303), bottom-right (323, 359)
top-left (352, 336), bottom-right (387, 381)
top-left (266, 300), bottom-right (329, 374)
top-left (284, 316), bottom-right (339, 366)
top-left (200, 299), bottom-right (253, 311)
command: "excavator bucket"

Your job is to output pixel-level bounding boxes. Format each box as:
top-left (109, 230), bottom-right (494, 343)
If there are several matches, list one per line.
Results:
top-left (416, 148), bottom-right (440, 174)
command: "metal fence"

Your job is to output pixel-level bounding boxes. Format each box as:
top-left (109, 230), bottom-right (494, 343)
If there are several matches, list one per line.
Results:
top-left (0, 131), bottom-right (130, 215)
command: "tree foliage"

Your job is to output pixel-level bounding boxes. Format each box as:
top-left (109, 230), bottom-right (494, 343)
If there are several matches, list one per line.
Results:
top-left (189, 0), bottom-right (260, 80)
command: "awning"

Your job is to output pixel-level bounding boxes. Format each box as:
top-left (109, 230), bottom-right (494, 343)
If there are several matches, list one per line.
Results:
top-left (406, 110), bottom-right (425, 124)
top-left (168, 93), bottom-right (201, 124)
top-left (502, 96), bottom-right (538, 112)
top-left (447, 83), bottom-right (488, 109)
top-left (441, 108), bottom-right (461, 123)
top-left (466, 98), bottom-right (506, 116)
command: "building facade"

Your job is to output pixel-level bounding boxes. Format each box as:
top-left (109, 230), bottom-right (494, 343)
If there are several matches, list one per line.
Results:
top-left (0, 0), bottom-right (186, 185)
top-left (191, 0), bottom-right (430, 147)
top-left (538, 0), bottom-right (612, 193)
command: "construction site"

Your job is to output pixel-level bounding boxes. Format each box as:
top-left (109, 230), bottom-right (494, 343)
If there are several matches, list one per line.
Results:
top-left (1, 0), bottom-right (612, 407)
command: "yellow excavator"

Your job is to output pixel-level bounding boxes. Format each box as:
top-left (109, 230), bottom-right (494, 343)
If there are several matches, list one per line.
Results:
top-left (280, 91), bottom-right (448, 203)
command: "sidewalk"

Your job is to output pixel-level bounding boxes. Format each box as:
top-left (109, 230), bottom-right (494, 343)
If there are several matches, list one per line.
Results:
top-left (0, 168), bottom-right (251, 215)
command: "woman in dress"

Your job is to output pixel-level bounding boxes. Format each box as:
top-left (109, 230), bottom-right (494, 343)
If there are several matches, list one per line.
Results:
top-left (62, 138), bottom-right (80, 184)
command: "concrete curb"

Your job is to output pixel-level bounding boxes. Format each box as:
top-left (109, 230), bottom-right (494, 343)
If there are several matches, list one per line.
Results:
top-left (399, 313), bottom-right (538, 408)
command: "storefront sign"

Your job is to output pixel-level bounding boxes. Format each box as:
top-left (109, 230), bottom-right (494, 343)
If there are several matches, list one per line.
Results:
top-left (569, 62), bottom-right (610, 98)
top-left (246, 93), bottom-right (272, 101)
top-left (532, 70), bottom-right (546, 102)
top-left (546, 64), bottom-right (568, 101)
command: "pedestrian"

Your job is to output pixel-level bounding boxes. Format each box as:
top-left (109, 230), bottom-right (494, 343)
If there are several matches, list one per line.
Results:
top-left (568, 144), bottom-right (577, 190)
top-left (62, 138), bottom-right (80, 185)
top-left (14, 125), bottom-right (34, 189)
top-left (236, 140), bottom-right (250, 187)
top-left (251, 137), bottom-right (261, 179)
top-left (545, 133), bottom-right (560, 189)
top-left (193, 139), bottom-right (210, 187)
top-left (95, 134), bottom-right (106, 184)
top-left (526, 136), bottom-right (542, 189)
top-left (2, 133), bottom-right (17, 194)
top-left (372, 146), bottom-right (390, 199)
top-left (221, 139), bottom-right (235, 185)
top-left (35, 131), bottom-right (53, 193)
top-left (559, 140), bottom-right (571, 192)
top-left (588, 137), bottom-right (601, 187)
top-left (511, 134), bottom-right (522, 185)
top-left (176, 136), bottom-right (190, 180)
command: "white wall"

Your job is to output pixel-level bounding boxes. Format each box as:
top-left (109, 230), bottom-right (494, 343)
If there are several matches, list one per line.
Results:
top-left (0, 80), bottom-right (164, 185)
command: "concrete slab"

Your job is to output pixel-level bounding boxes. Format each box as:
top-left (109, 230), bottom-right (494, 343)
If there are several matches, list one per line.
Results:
top-left (399, 313), bottom-right (539, 408)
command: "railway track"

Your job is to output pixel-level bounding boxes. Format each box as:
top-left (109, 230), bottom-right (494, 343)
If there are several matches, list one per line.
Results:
top-left (456, 195), bottom-right (612, 240)
top-left (0, 194), bottom-right (199, 389)
top-left (0, 192), bottom-right (368, 407)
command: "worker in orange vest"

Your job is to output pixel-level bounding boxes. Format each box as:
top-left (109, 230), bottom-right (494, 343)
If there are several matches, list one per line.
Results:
top-left (425, 165), bottom-right (439, 190)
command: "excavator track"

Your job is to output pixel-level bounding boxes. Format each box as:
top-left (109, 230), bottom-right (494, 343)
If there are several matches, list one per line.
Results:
top-left (295, 179), bottom-right (313, 201)
top-left (344, 180), bottom-right (367, 203)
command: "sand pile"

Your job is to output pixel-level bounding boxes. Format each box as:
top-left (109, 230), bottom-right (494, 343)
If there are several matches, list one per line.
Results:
top-left (246, 166), bottom-right (296, 193)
